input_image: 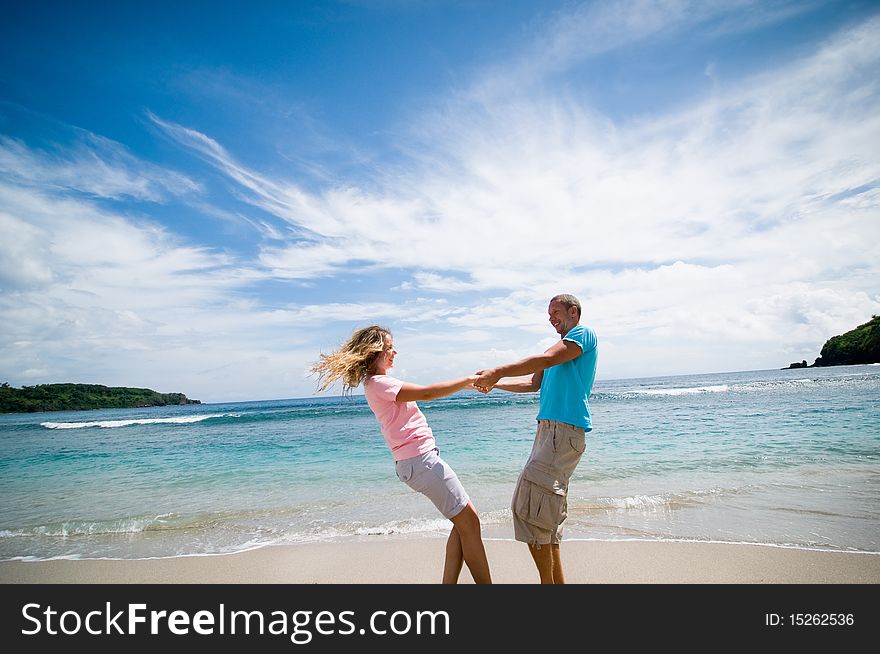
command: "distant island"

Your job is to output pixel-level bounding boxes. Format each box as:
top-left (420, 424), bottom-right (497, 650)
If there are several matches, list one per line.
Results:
top-left (785, 315), bottom-right (880, 369)
top-left (0, 383), bottom-right (201, 413)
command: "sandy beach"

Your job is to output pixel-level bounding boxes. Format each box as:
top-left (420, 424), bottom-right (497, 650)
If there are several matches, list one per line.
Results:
top-left (2, 538), bottom-right (878, 584)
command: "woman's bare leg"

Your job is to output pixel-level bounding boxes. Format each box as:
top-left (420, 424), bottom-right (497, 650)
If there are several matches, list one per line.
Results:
top-left (449, 502), bottom-right (492, 584)
top-left (442, 526), bottom-right (464, 584)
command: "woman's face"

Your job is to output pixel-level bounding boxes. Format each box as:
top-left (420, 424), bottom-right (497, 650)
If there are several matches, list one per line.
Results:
top-left (376, 332), bottom-right (396, 373)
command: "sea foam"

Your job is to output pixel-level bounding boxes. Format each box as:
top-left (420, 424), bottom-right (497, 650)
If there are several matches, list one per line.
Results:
top-left (40, 414), bottom-right (234, 429)
top-left (634, 384), bottom-right (729, 396)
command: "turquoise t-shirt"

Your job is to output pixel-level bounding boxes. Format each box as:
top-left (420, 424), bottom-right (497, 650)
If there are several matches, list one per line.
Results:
top-left (536, 325), bottom-right (598, 430)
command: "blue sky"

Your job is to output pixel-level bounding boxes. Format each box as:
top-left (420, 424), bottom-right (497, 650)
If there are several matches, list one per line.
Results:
top-left (2, 0), bottom-right (879, 402)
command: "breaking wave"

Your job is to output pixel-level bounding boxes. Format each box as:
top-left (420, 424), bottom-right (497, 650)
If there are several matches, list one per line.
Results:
top-left (40, 414), bottom-right (236, 429)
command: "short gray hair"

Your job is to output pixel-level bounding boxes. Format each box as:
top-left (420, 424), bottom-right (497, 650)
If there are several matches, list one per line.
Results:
top-left (551, 294), bottom-right (581, 318)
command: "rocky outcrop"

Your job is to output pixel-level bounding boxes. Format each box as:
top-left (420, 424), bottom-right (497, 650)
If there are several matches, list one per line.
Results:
top-left (812, 316), bottom-right (880, 367)
top-left (785, 316), bottom-right (880, 369)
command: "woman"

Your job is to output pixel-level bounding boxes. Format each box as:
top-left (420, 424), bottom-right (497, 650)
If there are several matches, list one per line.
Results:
top-left (311, 325), bottom-right (491, 584)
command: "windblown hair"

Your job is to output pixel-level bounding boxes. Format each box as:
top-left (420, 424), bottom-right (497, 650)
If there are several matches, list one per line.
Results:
top-left (311, 325), bottom-right (391, 393)
top-left (551, 293), bottom-right (582, 319)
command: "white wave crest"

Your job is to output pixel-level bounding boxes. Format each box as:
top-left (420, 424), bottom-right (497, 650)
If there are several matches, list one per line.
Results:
top-left (1, 515), bottom-right (178, 538)
top-left (635, 385), bottom-right (729, 396)
top-left (610, 494), bottom-right (671, 509)
top-left (354, 517), bottom-right (451, 536)
top-left (41, 414), bottom-right (233, 429)
top-left (591, 487), bottom-right (726, 512)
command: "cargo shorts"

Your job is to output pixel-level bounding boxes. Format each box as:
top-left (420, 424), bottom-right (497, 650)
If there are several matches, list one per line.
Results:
top-left (512, 419), bottom-right (586, 545)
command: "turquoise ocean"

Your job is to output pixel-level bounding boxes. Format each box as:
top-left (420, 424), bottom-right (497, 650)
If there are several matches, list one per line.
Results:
top-left (1, 364), bottom-right (878, 560)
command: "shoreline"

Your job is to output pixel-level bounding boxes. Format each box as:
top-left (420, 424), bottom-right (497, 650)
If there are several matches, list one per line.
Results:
top-left (2, 538), bottom-right (879, 584)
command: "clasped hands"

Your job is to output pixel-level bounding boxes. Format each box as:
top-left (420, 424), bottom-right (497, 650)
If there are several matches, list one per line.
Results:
top-left (471, 369), bottom-right (500, 394)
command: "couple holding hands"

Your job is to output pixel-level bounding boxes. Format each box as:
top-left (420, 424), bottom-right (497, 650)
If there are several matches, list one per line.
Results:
top-left (312, 294), bottom-right (598, 584)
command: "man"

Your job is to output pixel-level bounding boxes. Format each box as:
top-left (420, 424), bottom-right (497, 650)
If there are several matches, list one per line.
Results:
top-left (474, 294), bottom-right (598, 584)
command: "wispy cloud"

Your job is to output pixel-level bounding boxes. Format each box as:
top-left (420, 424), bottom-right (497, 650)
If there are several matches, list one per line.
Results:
top-left (158, 11), bottom-right (878, 383)
top-left (0, 133), bottom-right (200, 202)
top-left (469, 0), bottom-right (823, 100)
top-left (3, 5), bottom-right (878, 399)
top-left (0, 131), bottom-right (470, 397)
top-left (0, 131), bottom-right (265, 396)
top-left (155, 14), bottom-right (880, 291)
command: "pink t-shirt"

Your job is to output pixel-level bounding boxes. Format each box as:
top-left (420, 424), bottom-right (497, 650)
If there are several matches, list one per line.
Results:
top-left (364, 374), bottom-right (436, 461)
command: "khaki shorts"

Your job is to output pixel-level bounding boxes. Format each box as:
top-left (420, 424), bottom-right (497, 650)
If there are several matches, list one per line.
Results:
top-left (512, 420), bottom-right (586, 545)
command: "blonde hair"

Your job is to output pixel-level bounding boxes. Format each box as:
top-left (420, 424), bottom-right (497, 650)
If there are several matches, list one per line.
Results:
top-left (311, 325), bottom-right (391, 393)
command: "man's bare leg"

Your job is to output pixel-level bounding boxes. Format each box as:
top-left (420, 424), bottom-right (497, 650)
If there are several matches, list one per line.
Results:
top-left (528, 543), bottom-right (555, 584)
top-left (551, 544), bottom-right (565, 584)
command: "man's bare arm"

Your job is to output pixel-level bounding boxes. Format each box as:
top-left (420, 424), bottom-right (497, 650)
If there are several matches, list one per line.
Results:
top-left (489, 370), bottom-right (543, 393)
top-left (475, 340), bottom-right (580, 390)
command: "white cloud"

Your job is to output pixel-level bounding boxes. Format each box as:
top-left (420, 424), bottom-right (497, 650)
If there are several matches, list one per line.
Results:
top-left (144, 10), bottom-right (880, 383)
top-left (0, 210), bottom-right (54, 289)
top-left (3, 7), bottom-right (878, 399)
top-left (468, 0), bottom-right (819, 101)
top-left (157, 13), bottom-right (878, 298)
top-left (0, 134), bottom-right (200, 202)
top-left (410, 272), bottom-right (484, 292)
